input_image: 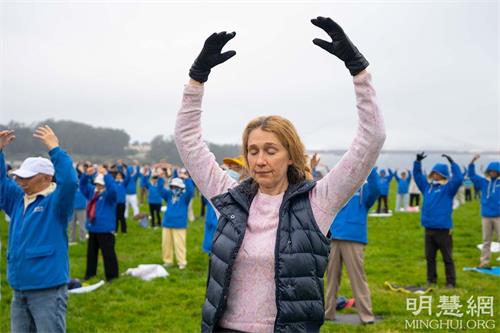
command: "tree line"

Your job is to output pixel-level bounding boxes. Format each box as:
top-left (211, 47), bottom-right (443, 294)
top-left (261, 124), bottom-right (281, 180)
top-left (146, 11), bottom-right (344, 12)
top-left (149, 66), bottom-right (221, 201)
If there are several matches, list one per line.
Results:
top-left (1, 120), bottom-right (241, 164)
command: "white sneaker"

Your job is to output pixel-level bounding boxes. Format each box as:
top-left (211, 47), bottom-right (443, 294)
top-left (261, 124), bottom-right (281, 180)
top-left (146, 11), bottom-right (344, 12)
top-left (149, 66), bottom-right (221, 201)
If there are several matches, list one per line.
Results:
top-left (163, 263), bottom-right (173, 268)
top-left (178, 264), bottom-right (187, 270)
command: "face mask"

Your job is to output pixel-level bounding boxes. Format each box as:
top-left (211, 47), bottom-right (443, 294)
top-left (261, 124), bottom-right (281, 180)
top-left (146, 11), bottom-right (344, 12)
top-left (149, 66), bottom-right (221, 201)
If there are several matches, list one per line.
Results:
top-left (226, 169), bottom-right (241, 181)
top-left (431, 179), bottom-right (447, 185)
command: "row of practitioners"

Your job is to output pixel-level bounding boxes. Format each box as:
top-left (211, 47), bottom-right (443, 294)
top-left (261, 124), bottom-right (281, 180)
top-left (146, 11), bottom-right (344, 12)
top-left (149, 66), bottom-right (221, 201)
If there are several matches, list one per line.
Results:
top-left (70, 161), bottom-right (195, 240)
top-left (375, 163), bottom-right (484, 214)
top-left (78, 164), bottom-right (196, 280)
top-left (1, 18), bottom-right (498, 333)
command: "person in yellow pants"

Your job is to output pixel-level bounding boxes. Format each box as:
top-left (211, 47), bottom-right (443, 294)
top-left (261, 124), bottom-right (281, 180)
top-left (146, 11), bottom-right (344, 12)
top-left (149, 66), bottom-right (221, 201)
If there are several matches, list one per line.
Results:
top-left (157, 177), bottom-right (195, 269)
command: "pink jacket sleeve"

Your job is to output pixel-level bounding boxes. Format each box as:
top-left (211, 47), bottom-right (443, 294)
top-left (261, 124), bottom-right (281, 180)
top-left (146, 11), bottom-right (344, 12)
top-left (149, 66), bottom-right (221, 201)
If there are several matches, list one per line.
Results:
top-left (174, 84), bottom-right (238, 201)
top-left (310, 71), bottom-right (386, 235)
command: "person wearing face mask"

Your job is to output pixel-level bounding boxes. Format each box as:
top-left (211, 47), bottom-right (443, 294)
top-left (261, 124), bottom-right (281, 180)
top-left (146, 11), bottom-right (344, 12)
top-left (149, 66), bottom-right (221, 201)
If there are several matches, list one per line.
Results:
top-left (324, 168), bottom-right (380, 324)
top-left (158, 176), bottom-right (195, 269)
top-left (468, 154), bottom-right (500, 268)
top-left (80, 166), bottom-right (119, 281)
top-left (413, 152), bottom-right (464, 289)
top-left (223, 156), bottom-right (245, 182)
top-left (0, 126), bottom-right (78, 333)
top-left (113, 171), bottom-right (127, 233)
top-left (174, 17), bottom-right (385, 333)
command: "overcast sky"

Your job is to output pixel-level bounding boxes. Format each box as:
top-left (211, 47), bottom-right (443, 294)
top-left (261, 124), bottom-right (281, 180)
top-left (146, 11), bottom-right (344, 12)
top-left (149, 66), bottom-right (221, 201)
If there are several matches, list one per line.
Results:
top-left (1, 0), bottom-right (498, 151)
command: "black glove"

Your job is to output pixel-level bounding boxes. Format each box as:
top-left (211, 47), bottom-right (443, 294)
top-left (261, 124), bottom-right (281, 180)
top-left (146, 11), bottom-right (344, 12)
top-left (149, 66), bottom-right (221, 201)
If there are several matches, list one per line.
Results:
top-left (189, 32), bottom-right (237, 83)
top-left (442, 154), bottom-right (454, 164)
top-left (416, 152), bottom-right (427, 162)
top-left (311, 17), bottom-right (369, 76)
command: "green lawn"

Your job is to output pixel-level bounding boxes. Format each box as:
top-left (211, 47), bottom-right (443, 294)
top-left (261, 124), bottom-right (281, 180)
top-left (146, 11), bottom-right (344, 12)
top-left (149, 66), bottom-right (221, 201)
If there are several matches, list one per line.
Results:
top-left (1, 185), bottom-right (498, 332)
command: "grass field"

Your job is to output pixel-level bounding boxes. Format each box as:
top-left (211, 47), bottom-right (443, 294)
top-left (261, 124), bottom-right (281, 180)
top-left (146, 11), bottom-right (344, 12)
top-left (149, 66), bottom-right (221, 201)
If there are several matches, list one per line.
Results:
top-left (1, 183), bottom-right (498, 332)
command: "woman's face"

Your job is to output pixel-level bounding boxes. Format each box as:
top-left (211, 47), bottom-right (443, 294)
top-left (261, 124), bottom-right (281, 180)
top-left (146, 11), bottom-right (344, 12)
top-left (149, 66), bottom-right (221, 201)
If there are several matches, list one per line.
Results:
top-left (247, 128), bottom-right (292, 191)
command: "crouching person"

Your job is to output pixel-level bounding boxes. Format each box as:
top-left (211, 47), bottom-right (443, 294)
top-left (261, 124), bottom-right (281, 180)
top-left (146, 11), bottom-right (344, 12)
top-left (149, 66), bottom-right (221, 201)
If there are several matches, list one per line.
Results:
top-left (80, 165), bottom-right (119, 281)
top-left (0, 127), bottom-right (78, 333)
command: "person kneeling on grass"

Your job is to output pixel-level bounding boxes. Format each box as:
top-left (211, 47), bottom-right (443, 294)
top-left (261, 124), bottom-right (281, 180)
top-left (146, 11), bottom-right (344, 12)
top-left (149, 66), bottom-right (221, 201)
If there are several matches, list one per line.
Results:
top-left (80, 165), bottom-right (120, 281)
top-left (0, 127), bottom-right (78, 333)
top-left (158, 176), bottom-right (195, 269)
top-left (468, 154), bottom-right (500, 268)
top-left (413, 152), bottom-right (463, 289)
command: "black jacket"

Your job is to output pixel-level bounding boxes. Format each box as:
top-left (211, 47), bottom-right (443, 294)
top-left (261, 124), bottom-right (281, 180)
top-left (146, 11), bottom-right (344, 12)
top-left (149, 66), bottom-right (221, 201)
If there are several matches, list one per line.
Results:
top-left (202, 178), bottom-right (330, 332)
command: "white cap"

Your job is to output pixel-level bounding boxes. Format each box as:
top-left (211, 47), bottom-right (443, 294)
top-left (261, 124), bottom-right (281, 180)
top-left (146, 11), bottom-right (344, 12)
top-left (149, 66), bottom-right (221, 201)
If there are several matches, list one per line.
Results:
top-left (11, 157), bottom-right (55, 178)
top-left (169, 177), bottom-right (185, 189)
top-left (94, 174), bottom-right (105, 185)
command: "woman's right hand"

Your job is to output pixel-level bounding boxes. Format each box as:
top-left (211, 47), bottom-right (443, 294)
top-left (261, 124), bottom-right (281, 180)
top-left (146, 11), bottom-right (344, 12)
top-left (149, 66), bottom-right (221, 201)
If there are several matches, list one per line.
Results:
top-left (189, 31), bottom-right (237, 83)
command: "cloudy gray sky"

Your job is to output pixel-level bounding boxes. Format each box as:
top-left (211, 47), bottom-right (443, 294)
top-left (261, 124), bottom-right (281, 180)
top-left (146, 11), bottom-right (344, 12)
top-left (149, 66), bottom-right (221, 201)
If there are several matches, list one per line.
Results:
top-left (1, 0), bottom-right (498, 151)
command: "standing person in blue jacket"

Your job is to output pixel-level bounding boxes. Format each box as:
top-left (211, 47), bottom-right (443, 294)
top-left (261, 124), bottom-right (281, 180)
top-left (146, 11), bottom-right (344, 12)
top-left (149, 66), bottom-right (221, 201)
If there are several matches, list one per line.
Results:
top-left (113, 170), bottom-right (127, 233)
top-left (394, 170), bottom-right (412, 212)
top-left (0, 126), bottom-right (78, 333)
top-left (146, 172), bottom-right (163, 228)
top-left (376, 168), bottom-right (393, 213)
top-left (325, 168), bottom-right (380, 324)
top-left (158, 176), bottom-right (195, 269)
top-left (413, 152), bottom-right (463, 288)
top-left (70, 163), bottom-right (88, 243)
top-left (468, 154), bottom-right (500, 268)
top-left (80, 165), bottom-right (119, 281)
top-left (124, 161), bottom-right (140, 218)
top-left (139, 164), bottom-right (151, 205)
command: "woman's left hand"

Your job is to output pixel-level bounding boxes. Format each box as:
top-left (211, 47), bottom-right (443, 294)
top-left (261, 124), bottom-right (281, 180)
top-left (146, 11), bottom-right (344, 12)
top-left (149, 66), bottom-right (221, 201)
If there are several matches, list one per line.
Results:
top-left (311, 16), bottom-right (369, 76)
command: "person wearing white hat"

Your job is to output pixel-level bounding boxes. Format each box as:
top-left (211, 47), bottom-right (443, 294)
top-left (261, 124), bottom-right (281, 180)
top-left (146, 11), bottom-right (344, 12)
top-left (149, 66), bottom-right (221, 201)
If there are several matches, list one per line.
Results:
top-left (0, 126), bottom-right (78, 333)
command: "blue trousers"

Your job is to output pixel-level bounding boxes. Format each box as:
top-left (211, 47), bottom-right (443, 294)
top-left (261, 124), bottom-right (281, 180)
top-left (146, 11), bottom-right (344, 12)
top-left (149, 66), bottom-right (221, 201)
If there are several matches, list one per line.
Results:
top-left (11, 284), bottom-right (67, 333)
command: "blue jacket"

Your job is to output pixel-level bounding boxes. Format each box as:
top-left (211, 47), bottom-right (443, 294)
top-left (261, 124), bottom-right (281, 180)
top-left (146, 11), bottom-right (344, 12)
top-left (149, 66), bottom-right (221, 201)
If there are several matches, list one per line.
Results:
top-left (74, 175), bottom-right (87, 210)
top-left (80, 174), bottom-right (117, 233)
top-left (395, 171), bottom-right (412, 194)
top-left (413, 161), bottom-right (464, 229)
top-left (146, 179), bottom-right (163, 204)
top-left (329, 168), bottom-right (380, 244)
top-left (202, 200), bottom-right (218, 253)
top-left (140, 170), bottom-right (151, 189)
top-left (125, 165), bottom-right (140, 195)
top-left (1, 147), bottom-right (78, 291)
top-left (114, 179), bottom-right (127, 204)
top-left (468, 163), bottom-right (500, 217)
top-left (378, 169), bottom-right (394, 196)
top-left (159, 178), bottom-right (195, 229)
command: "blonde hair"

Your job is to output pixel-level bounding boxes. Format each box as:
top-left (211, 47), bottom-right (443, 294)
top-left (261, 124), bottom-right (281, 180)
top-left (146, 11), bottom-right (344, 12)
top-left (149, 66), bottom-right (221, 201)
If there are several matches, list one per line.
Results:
top-left (242, 115), bottom-right (312, 184)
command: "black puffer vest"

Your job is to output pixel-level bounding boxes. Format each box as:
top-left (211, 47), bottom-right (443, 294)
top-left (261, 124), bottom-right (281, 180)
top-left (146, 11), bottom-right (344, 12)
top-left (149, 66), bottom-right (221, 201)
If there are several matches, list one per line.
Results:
top-left (201, 178), bottom-right (330, 333)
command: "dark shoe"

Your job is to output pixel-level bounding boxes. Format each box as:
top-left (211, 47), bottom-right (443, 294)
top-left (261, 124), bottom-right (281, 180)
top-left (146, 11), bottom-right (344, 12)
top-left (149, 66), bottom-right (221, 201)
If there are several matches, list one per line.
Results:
top-left (362, 321), bottom-right (375, 325)
top-left (445, 283), bottom-right (455, 289)
top-left (425, 281), bottom-right (437, 288)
